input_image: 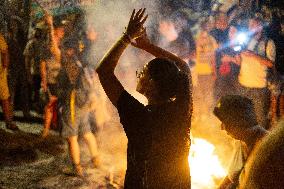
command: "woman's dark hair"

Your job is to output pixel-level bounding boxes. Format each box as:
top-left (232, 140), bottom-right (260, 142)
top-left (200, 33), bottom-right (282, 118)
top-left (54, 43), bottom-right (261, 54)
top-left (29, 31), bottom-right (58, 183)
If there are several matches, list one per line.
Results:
top-left (147, 58), bottom-right (188, 101)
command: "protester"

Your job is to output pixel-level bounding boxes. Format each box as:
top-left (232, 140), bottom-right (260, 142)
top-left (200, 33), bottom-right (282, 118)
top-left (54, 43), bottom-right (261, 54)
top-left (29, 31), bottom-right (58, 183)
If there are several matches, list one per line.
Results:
top-left (0, 31), bottom-right (18, 130)
top-left (40, 14), bottom-right (65, 138)
top-left (268, 16), bottom-right (284, 126)
top-left (237, 13), bottom-right (276, 129)
top-left (238, 121), bottom-right (284, 189)
top-left (96, 9), bottom-right (192, 188)
top-left (210, 11), bottom-right (229, 46)
top-left (7, 17), bottom-right (31, 120)
top-left (194, 17), bottom-right (218, 118)
top-left (23, 27), bottom-right (45, 111)
top-left (213, 95), bottom-right (268, 189)
top-left (158, 14), bottom-right (196, 62)
top-left (79, 24), bottom-right (100, 133)
top-left (58, 39), bottom-right (99, 177)
top-left (214, 22), bottom-right (241, 101)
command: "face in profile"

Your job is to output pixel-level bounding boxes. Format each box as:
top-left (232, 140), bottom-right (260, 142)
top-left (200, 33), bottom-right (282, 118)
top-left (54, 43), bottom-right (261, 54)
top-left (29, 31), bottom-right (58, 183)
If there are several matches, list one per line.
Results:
top-left (136, 65), bottom-right (155, 99)
top-left (220, 122), bottom-right (246, 140)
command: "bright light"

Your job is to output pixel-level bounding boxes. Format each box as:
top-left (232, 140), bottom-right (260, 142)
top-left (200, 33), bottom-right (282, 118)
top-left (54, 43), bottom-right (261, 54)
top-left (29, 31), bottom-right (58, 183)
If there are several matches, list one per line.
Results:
top-left (236, 33), bottom-right (248, 45)
top-left (189, 138), bottom-right (227, 189)
top-left (233, 45), bottom-right (242, 52)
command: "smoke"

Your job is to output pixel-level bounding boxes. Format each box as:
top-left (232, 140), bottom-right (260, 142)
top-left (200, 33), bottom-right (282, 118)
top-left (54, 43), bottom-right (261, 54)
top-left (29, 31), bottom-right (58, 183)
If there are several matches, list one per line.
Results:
top-left (78, 0), bottom-right (161, 187)
top-left (79, 0), bottom-right (235, 187)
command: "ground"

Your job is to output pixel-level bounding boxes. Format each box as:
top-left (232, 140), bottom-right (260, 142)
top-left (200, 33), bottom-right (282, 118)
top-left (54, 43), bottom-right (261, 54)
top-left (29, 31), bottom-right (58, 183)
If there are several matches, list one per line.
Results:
top-left (0, 111), bottom-right (127, 189)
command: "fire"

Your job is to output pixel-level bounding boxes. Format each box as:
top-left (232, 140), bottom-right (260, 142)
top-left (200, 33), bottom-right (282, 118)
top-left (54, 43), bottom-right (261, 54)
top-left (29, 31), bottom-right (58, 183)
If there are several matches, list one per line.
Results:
top-left (189, 138), bottom-right (227, 189)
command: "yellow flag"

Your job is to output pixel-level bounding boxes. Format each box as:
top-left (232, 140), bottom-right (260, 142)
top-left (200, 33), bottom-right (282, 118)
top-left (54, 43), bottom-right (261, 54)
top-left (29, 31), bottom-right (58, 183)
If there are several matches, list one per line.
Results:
top-left (70, 89), bottom-right (76, 127)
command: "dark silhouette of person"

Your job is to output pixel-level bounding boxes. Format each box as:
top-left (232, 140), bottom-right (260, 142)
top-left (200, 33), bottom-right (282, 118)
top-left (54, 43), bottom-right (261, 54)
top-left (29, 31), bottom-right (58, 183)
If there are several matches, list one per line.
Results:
top-left (96, 9), bottom-right (192, 189)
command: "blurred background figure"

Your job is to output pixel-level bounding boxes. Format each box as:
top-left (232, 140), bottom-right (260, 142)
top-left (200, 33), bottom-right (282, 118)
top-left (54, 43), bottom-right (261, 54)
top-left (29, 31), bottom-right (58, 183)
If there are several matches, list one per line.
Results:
top-left (79, 24), bottom-right (100, 134)
top-left (194, 17), bottom-right (218, 120)
top-left (210, 11), bottom-right (229, 46)
top-left (238, 14), bottom-right (275, 129)
top-left (23, 25), bottom-right (46, 113)
top-left (7, 16), bottom-right (31, 120)
top-left (40, 14), bottom-right (65, 138)
top-left (58, 39), bottom-right (100, 177)
top-left (0, 30), bottom-right (18, 130)
top-left (214, 22), bottom-right (241, 102)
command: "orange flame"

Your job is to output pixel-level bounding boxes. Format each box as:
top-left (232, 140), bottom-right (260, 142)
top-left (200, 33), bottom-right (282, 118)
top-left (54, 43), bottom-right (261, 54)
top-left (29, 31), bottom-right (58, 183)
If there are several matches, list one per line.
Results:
top-left (189, 138), bottom-right (226, 189)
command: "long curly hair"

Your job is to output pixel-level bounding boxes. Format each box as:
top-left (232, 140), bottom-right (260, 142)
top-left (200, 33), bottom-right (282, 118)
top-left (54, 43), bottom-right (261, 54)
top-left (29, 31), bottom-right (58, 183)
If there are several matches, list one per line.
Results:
top-left (147, 58), bottom-right (192, 107)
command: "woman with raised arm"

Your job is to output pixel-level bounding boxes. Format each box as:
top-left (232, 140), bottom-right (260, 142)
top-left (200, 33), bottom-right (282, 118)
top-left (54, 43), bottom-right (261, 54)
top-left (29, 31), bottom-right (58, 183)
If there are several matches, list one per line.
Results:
top-left (96, 9), bottom-right (192, 189)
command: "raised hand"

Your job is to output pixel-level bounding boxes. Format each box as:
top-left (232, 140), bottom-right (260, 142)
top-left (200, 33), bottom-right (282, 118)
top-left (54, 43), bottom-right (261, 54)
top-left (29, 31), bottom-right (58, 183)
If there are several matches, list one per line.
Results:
top-left (131, 27), bottom-right (150, 49)
top-left (125, 8), bottom-right (148, 41)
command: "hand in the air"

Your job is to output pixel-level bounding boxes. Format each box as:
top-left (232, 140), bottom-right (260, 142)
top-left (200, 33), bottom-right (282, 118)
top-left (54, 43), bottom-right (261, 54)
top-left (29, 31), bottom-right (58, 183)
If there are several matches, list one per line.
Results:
top-left (125, 8), bottom-right (148, 41)
top-left (131, 27), bottom-right (150, 49)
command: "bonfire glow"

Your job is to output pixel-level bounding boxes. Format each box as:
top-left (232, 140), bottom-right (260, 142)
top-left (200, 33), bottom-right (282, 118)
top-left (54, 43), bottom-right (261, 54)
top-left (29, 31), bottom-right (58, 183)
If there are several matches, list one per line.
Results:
top-left (189, 138), bottom-right (227, 189)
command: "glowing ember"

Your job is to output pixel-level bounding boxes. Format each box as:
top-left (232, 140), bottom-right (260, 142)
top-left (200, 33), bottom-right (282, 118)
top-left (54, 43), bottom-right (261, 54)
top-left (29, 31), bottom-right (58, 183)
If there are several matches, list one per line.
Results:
top-left (189, 138), bottom-right (227, 189)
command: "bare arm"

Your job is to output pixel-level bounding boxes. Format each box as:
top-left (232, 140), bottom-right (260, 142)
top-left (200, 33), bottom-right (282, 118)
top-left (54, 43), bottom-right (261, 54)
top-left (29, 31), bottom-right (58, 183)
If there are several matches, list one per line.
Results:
top-left (96, 9), bottom-right (147, 107)
top-left (132, 30), bottom-right (190, 74)
top-left (221, 54), bottom-right (241, 65)
top-left (241, 50), bottom-right (273, 68)
top-left (218, 176), bottom-right (234, 189)
top-left (1, 50), bottom-right (9, 68)
top-left (45, 14), bottom-right (61, 62)
top-left (40, 60), bottom-right (47, 92)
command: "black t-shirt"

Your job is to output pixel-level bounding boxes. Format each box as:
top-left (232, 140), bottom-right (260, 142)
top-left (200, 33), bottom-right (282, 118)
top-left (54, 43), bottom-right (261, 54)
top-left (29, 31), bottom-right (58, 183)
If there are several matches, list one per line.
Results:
top-left (117, 90), bottom-right (191, 189)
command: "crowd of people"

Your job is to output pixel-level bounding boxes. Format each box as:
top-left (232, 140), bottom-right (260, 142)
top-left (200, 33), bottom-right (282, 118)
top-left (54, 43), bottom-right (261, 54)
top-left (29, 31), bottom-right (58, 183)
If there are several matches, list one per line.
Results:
top-left (0, 1), bottom-right (284, 188)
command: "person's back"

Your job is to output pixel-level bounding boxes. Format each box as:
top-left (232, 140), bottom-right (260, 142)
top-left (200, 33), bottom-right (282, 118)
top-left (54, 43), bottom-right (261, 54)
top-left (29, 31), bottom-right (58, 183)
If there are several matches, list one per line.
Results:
top-left (117, 89), bottom-right (190, 188)
top-left (238, 121), bottom-right (284, 189)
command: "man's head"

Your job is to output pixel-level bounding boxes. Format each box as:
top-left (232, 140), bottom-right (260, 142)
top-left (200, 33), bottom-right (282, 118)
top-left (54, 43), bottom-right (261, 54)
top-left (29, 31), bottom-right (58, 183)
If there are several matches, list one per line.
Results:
top-left (53, 18), bottom-right (65, 40)
top-left (248, 13), bottom-right (264, 37)
top-left (213, 95), bottom-right (258, 140)
top-left (63, 39), bottom-right (78, 57)
top-left (214, 12), bottom-right (228, 30)
top-left (86, 24), bottom-right (98, 41)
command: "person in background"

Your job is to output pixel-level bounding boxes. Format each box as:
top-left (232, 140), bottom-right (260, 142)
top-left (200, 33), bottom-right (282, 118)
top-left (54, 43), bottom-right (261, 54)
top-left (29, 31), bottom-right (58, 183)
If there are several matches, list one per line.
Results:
top-left (237, 13), bottom-right (275, 129)
top-left (96, 9), bottom-right (192, 188)
top-left (0, 31), bottom-right (18, 130)
top-left (158, 12), bottom-right (196, 63)
top-left (213, 95), bottom-right (268, 189)
top-left (23, 27), bottom-right (45, 112)
top-left (267, 16), bottom-right (284, 126)
top-left (238, 121), bottom-right (284, 189)
top-left (210, 11), bottom-right (229, 46)
top-left (194, 17), bottom-right (218, 119)
top-left (79, 24), bottom-right (98, 68)
top-left (40, 14), bottom-right (65, 138)
top-left (7, 17), bottom-right (31, 120)
top-left (214, 22), bottom-right (241, 102)
top-left (79, 24), bottom-right (99, 133)
top-left (58, 39), bottom-right (99, 177)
